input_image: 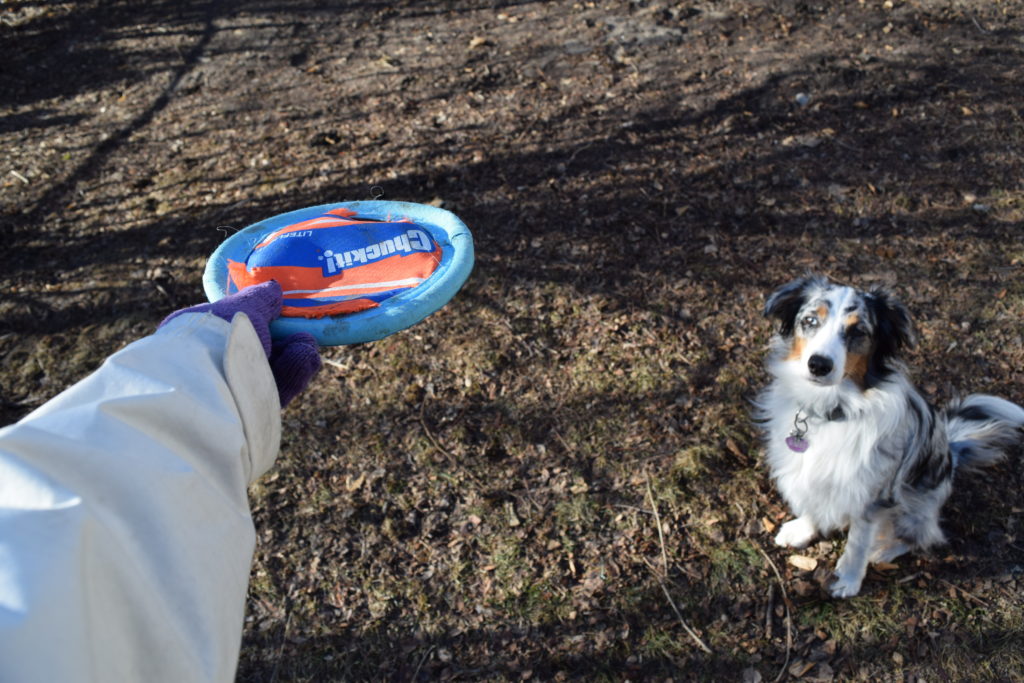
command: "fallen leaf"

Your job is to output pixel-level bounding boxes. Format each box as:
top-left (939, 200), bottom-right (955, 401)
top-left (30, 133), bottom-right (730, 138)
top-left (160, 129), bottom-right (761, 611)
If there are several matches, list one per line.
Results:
top-left (788, 660), bottom-right (815, 677)
top-left (725, 437), bottom-right (746, 459)
top-left (506, 501), bottom-right (521, 527)
top-left (788, 554), bottom-right (818, 571)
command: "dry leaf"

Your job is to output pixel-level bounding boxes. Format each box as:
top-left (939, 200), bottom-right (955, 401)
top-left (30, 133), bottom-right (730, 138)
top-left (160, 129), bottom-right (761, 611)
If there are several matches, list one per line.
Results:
top-left (788, 660), bottom-right (816, 677)
top-left (505, 500), bottom-right (521, 527)
top-left (345, 472), bottom-right (366, 492)
top-left (788, 554), bottom-right (818, 571)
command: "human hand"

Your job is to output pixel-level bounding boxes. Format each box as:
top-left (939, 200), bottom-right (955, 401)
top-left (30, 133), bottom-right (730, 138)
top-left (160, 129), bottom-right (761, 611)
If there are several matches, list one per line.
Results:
top-left (161, 281), bottom-right (321, 407)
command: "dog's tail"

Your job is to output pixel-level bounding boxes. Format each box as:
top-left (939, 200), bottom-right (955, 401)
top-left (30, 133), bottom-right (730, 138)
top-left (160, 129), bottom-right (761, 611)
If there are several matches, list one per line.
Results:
top-left (946, 394), bottom-right (1024, 471)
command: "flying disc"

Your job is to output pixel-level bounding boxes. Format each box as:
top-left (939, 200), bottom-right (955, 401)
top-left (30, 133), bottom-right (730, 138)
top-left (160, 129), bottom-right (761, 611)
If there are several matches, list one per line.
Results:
top-left (203, 201), bottom-right (474, 346)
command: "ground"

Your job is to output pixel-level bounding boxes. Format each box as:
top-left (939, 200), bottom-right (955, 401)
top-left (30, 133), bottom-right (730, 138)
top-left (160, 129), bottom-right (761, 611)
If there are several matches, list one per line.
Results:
top-left (3, 0), bottom-right (1024, 680)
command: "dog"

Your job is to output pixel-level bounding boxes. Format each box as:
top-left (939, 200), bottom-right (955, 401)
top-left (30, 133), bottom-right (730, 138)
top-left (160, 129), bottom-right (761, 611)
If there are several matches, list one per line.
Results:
top-left (755, 275), bottom-right (1024, 597)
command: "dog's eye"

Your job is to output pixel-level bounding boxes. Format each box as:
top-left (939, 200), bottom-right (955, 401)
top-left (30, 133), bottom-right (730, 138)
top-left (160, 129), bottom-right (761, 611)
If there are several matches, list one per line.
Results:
top-left (801, 315), bottom-right (819, 329)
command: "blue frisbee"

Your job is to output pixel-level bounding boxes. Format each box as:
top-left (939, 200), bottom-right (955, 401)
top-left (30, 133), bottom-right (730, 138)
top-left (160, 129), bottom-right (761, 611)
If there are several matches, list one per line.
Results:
top-left (203, 201), bottom-right (474, 346)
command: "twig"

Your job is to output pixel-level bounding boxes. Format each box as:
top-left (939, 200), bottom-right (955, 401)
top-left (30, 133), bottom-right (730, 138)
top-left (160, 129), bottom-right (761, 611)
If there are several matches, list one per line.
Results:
top-left (419, 398), bottom-right (487, 489)
top-left (420, 399), bottom-right (453, 460)
top-left (896, 571), bottom-right (922, 585)
top-left (322, 358), bottom-right (348, 371)
top-left (937, 578), bottom-right (989, 608)
top-left (269, 609), bottom-right (292, 683)
top-left (644, 474), bottom-right (713, 654)
top-left (519, 477), bottom-right (544, 515)
top-left (411, 645), bottom-right (436, 680)
top-left (645, 475), bottom-right (670, 574)
top-left (566, 142), bottom-right (594, 166)
top-left (969, 14), bottom-right (991, 34)
top-left (660, 581), bottom-right (713, 652)
top-left (754, 541), bottom-right (792, 683)
top-left (833, 137), bottom-right (863, 154)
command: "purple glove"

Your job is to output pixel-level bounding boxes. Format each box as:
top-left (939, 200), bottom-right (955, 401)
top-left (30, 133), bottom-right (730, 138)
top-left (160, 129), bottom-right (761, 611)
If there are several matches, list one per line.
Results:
top-left (160, 281), bottom-right (321, 407)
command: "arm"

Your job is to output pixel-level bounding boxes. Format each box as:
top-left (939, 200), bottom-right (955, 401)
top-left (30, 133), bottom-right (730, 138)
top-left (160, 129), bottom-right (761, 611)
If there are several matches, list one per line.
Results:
top-left (0, 295), bottom-right (309, 682)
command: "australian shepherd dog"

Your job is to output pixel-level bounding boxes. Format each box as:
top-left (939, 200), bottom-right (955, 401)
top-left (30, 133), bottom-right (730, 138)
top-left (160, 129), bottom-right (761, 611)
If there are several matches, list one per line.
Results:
top-left (755, 275), bottom-right (1024, 597)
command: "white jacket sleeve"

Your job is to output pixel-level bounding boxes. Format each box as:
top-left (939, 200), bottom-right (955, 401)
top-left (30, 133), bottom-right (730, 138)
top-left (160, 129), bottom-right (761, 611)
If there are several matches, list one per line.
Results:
top-left (0, 312), bottom-right (282, 683)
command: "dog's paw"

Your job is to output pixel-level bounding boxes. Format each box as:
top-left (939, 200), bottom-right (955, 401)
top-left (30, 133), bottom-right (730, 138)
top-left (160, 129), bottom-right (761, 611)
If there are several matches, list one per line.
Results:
top-left (774, 517), bottom-right (816, 548)
top-left (828, 572), bottom-right (864, 598)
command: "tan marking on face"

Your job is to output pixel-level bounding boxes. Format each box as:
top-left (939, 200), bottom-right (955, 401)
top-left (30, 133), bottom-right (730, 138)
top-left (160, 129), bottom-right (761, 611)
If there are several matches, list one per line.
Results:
top-left (844, 351), bottom-right (869, 389)
top-left (816, 304), bottom-right (829, 322)
top-left (787, 336), bottom-right (806, 361)
top-left (844, 312), bottom-right (860, 328)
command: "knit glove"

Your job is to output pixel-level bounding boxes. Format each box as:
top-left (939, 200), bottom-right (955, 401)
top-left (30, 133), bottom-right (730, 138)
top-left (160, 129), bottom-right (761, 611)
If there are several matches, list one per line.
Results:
top-left (161, 281), bottom-right (321, 407)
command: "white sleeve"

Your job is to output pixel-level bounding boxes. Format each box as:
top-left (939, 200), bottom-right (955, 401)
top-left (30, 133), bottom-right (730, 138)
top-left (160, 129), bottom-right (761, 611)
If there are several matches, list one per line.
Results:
top-left (0, 312), bottom-right (281, 683)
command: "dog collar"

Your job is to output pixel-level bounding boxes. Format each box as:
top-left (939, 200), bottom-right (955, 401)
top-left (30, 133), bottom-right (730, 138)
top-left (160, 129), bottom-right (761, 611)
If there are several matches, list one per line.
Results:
top-left (785, 405), bottom-right (845, 452)
top-left (822, 405), bottom-right (845, 422)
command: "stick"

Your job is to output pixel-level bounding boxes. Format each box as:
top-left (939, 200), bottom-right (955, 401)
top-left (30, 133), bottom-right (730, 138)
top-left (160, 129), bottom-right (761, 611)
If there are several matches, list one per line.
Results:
top-left (418, 398), bottom-right (486, 489)
top-left (269, 609), bottom-right (292, 683)
top-left (644, 474), bottom-right (713, 654)
top-left (754, 541), bottom-right (792, 683)
top-left (937, 578), bottom-right (989, 608)
top-left (646, 475), bottom-right (670, 574)
top-left (412, 645), bottom-right (436, 680)
top-left (970, 14), bottom-right (991, 34)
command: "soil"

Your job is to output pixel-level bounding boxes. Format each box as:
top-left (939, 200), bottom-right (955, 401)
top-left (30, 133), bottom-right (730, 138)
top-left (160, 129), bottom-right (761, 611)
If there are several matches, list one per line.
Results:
top-left (3, 1), bottom-right (1024, 680)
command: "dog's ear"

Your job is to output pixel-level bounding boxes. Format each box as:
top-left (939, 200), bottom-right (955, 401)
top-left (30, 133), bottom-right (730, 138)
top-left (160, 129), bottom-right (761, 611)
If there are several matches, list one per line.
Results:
top-left (867, 288), bottom-right (916, 360)
top-left (764, 277), bottom-right (817, 336)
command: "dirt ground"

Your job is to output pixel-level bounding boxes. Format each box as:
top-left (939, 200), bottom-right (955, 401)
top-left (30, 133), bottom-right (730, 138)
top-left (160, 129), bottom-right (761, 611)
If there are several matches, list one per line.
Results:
top-left (3, 0), bottom-right (1024, 680)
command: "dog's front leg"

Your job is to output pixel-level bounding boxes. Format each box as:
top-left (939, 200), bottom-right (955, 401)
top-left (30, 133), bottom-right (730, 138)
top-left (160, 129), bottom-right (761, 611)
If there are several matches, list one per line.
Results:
top-left (830, 516), bottom-right (880, 598)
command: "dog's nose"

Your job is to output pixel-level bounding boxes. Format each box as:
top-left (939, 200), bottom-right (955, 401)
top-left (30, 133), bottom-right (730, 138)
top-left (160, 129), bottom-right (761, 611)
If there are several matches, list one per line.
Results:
top-left (808, 354), bottom-right (834, 377)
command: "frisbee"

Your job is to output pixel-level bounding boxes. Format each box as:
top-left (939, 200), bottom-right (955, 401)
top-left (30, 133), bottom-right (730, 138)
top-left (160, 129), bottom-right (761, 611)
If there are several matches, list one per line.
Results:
top-left (203, 201), bottom-right (474, 346)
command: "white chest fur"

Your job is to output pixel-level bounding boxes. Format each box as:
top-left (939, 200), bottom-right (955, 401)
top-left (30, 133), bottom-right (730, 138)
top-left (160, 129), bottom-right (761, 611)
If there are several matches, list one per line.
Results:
top-left (759, 379), bottom-right (908, 534)
top-left (767, 417), bottom-right (882, 532)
